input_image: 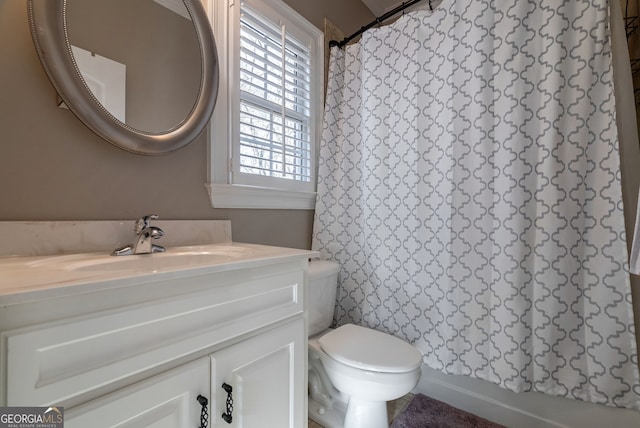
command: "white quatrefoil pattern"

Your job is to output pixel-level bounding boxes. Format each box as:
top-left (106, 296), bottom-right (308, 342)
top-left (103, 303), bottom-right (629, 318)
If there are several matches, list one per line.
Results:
top-left (313, 0), bottom-right (640, 409)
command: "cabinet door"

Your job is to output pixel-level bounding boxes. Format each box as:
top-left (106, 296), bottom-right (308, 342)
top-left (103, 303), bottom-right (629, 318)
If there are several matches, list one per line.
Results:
top-left (211, 320), bottom-right (306, 428)
top-left (65, 358), bottom-right (210, 428)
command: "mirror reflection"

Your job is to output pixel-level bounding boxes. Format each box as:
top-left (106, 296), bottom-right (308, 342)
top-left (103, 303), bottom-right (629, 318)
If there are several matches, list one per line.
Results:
top-left (66, 0), bottom-right (202, 133)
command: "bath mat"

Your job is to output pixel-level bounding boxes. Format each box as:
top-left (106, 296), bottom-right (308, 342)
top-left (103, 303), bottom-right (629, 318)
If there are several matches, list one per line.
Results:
top-left (390, 393), bottom-right (506, 428)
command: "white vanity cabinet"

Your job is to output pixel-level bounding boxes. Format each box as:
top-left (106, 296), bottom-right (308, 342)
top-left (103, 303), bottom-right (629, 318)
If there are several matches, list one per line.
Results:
top-left (65, 319), bottom-right (305, 428)
top-left (0, 245), bottom-right (312, 428)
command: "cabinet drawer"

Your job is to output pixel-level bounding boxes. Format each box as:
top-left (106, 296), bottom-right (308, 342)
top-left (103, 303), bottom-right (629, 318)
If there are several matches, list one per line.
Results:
top-left (5, 268), bottom-right (303, 406)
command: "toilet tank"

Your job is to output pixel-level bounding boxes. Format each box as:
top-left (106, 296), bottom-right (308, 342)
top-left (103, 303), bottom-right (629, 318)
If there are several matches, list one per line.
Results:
top-left (307, 260), bottom-right (340, 336)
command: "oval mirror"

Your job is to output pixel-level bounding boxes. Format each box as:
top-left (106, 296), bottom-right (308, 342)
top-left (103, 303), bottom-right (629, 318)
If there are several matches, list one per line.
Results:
top-left (27, 0), bottom-right (219, 155)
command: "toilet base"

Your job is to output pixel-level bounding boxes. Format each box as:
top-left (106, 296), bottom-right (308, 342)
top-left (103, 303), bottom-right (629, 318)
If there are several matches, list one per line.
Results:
top-left (308, 396), bottom-right (345, 428)
top-left (309, 395), bottom-right (389, 428)
top-left (343, 397), bottom-right (388, 428)
top-left (308, 338), bottom-right (347, 428)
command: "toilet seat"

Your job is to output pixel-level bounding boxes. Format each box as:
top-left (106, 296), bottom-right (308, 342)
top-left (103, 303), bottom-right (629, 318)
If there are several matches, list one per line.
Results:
top-left (318, 324), bottom-right (422, 373)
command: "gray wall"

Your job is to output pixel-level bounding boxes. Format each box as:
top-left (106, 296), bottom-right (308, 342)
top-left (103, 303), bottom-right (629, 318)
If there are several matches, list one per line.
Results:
top-left (0, 0), bottom-right (373, 249)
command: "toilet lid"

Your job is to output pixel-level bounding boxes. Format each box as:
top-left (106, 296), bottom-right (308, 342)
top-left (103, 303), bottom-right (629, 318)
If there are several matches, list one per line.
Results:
top-left (318, 324), bottom-right (422, 373)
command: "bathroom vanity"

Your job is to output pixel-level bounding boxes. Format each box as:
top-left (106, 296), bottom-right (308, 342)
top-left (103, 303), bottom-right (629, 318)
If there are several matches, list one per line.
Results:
top-left (0, 225), bottom-right (314, 427)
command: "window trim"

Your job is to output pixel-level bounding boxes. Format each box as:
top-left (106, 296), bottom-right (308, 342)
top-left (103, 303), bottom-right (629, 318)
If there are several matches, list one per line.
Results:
top-left (206, 0), bottom-right (323, 210)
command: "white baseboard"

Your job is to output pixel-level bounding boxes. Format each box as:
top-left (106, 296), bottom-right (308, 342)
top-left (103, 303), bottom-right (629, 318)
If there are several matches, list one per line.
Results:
top-left (413, 365), bottom-right (640, 428)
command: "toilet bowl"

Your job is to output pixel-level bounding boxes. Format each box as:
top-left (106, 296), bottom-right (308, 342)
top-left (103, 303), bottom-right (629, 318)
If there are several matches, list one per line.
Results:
top-left (307, 261), bottom-right (422, 428)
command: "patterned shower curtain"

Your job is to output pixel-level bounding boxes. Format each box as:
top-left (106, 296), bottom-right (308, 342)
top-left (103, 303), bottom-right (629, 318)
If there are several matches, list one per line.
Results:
top-left (313, 0), bottom-right (640, 409)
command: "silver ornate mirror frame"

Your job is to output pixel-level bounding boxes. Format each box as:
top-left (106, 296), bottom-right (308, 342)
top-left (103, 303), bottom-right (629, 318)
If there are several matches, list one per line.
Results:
top-left (27, 0), bottom-right (219, 155)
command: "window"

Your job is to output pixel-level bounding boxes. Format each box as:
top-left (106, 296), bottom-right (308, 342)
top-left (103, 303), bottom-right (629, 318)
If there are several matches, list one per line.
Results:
top-left (208, 0), bottom-right (323, 209)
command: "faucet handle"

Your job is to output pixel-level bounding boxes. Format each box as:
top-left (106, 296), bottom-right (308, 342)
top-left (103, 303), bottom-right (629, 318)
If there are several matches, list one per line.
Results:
top-left (135, 214), bottom-right (159, 234)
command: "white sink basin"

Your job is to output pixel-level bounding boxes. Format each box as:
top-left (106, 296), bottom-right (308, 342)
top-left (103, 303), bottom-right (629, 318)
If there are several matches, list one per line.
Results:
top-left (0, 242), bottom-right (317, 303)
top-left (72, 252), bottom-right (231, 272)
top-left (25, 245), bottom-right (254, 273)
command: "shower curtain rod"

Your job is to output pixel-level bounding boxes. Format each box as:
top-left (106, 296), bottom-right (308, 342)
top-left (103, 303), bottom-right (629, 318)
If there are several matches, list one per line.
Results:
top-left (329, 0), bottom-right (429, 49)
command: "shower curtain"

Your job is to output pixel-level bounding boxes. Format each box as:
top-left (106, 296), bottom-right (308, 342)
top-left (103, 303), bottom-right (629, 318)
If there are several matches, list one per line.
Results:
top-left (313, 0), bottom-right (640, 408)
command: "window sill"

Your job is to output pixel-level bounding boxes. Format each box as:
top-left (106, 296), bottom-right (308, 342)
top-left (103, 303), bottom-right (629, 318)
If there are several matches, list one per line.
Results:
top-left (206, 184), bottom-right (316, 210)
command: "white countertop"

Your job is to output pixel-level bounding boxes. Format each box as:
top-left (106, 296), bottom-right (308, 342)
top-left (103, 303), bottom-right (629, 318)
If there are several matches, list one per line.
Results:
top-left (0, 243), bottom-right (317, 305)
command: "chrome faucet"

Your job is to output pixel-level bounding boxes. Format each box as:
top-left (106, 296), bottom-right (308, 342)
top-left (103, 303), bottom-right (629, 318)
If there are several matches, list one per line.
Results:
top-left (112, 215), bottom-right (166, 256)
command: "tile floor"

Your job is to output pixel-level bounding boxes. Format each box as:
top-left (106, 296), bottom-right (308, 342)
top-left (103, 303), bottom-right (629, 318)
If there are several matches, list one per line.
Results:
top-left (308, 393), bottom-right (414, 427)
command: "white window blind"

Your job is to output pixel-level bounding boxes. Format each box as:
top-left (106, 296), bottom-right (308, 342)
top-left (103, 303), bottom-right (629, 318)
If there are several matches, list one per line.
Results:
top-left (208, 0), bottom-right (322, 209)
top-left (237, 4), bottom-right (313, 187)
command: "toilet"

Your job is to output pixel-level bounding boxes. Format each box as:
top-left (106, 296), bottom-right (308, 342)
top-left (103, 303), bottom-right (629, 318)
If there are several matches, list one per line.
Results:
top-left (307, 260), bottom-right (422, 428)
